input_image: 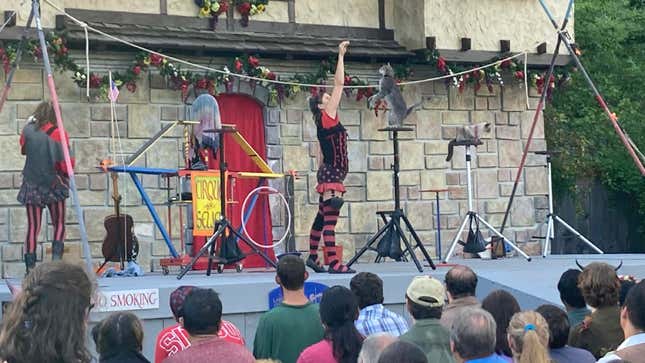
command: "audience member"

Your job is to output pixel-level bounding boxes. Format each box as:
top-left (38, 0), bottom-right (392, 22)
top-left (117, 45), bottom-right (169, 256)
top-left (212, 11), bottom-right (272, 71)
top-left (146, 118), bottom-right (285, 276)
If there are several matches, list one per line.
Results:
top-left (481, 290), bottom-right (520, 362)
top-left (154, 285), bottom-right (245, 363)
top-left (297, 286), bottom-right (364, 363)
top-left (557, 269), bottom-right (590, 328)
top-left (357, 333), bottom-right (396, 363)
top-left (351, 272), bottom-right (409, 337)
top-left (254, 255), bottom-right (325, 363)
top-left (598, 280), bottom-right (645, 362)
top-left (568, 262), bottom-right (624, 358)
top-left (534, 304), bottom-right (595, 363)
top-left (441, 265), bottom-right (479, 329)
top-left (164, 288), bottom-right (254, 363)
top-left (377, 340), bottom-right (428, 363)
top-left (400, 276), bottom-right (454, 363)
top-left (450, 308), bottom-right (505, 363)
top-left (506, 311), bottom-right (550, 363)
top-left (93, 312), bottom-right (150, 363)
top-left (0, 261), bottom-right (95, 363)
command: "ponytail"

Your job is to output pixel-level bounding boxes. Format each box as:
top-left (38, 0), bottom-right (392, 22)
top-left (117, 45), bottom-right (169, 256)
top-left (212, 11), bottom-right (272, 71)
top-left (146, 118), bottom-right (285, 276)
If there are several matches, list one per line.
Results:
top-left (508, 311), bottom-right (550, 363)
top-left (308, 94), bottom-right (323, 127)
top-left (326, 320), bottom-right (363, 363)
top-left (517, 329), bottom-right (550, 363)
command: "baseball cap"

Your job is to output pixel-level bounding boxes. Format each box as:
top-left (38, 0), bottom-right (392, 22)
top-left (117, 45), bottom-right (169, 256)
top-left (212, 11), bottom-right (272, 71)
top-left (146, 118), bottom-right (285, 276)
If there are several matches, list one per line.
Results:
top-left (406, 276), bottom-right (445, 308)
top-left (170, 285), bottom-right (196, 319)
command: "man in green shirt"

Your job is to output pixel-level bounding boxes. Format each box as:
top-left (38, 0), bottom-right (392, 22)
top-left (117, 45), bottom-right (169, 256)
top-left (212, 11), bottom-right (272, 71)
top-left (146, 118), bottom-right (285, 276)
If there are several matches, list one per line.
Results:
top-left (400, 275), bottom-right (455, 363)
top-left (253, 255), bottom-right (324, 363)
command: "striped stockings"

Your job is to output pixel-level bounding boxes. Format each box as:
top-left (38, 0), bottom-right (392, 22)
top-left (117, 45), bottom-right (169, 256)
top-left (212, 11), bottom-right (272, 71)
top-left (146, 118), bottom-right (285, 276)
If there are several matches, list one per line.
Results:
top-left (25, 200), bottom-right (66, 254)
top-left (308, 197), bottom-right (340, 262)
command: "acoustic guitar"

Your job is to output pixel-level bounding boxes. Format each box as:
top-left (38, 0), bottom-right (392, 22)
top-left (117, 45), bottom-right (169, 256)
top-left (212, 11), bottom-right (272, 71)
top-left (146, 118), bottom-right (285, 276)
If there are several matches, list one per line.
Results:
top-left (100, 172), bottom-right (139, 271)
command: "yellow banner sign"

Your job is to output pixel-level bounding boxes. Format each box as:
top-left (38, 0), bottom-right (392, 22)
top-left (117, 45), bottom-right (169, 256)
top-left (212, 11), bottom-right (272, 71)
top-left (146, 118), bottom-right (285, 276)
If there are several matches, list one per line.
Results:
top-left (191, 171), bottom-right (224, 236)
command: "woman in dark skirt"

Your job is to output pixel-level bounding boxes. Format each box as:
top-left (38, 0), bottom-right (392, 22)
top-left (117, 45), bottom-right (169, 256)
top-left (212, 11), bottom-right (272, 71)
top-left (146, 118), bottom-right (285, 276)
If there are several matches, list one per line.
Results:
top-left (17, 101), bottom-right (74, 273)
top-left (306, 40), bottom-right (355, 274)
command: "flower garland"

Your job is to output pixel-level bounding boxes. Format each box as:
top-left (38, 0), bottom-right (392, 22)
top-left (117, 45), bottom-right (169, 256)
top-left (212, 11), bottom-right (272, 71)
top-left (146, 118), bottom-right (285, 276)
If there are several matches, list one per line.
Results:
top-left (194, 0), bottom-right (268, 28)
top-left (423, 49), bottom-right (572, 99)
top-left (0, 32), bottom-right (570, 106)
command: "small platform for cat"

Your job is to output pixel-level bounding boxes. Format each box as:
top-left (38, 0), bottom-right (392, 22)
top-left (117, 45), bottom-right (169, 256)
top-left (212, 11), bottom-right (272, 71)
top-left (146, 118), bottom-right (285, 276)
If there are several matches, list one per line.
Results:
top-left (378, 126), bottom-right (414, 132)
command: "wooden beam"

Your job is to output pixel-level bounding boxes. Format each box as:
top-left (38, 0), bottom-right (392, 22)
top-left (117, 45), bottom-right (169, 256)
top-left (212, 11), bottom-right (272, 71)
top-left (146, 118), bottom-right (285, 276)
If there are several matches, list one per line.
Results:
top-left (426, 36), bottom-right (436, 50)
top-left (160, 0), bottom-right (167, 15)
top-left (500, 39), bottom-right (510, 53)
top-left (4, 11), bottom-right (16, 28)
top-left (460, 37), bottom-right (471, 51)
top-left (378, 0), bottom-right (385, 30)
top-left (288, 0), bottom-right (295, 24)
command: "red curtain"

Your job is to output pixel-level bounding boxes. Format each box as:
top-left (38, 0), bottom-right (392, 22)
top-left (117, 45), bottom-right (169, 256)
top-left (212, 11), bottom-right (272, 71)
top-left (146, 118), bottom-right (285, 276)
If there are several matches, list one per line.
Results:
top-left (211, 94), bottom-right (275, 268)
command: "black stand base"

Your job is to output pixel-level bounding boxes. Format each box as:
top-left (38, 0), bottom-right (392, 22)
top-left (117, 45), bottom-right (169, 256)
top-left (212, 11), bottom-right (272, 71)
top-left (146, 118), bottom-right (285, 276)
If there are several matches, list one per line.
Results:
top-left (346, 209), bottom-right (436, 272)
top-left (177, 219), bottom-right (278, 280)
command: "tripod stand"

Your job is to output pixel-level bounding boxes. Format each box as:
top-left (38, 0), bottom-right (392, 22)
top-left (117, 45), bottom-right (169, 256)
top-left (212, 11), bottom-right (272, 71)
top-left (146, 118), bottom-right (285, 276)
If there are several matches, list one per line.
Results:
top-left (177, 126), bottom-right (277, 279)
top-left (443, 143), bottom-right (532, 263)
top-left (347, 127), bottom-right (436, 272)
top-left (534, 151), bottom-right (603, 257)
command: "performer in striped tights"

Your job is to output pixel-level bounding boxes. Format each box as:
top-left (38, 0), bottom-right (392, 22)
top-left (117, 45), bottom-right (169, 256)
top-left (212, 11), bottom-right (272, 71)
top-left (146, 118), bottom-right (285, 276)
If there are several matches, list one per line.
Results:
top-left (306, 41), bottom-right (355, 274)
top-left (18, 101), bottom-right (74, 274)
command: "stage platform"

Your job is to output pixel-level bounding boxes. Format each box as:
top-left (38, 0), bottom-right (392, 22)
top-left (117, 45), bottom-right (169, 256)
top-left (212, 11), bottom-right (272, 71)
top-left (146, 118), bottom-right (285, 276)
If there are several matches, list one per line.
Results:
top-left (1, 253), bottom-right (643, 359)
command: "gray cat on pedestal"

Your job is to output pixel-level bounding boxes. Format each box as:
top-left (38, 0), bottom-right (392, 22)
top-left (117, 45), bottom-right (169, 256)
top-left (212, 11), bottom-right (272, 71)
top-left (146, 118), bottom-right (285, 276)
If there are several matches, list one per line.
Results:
top-left (368, 64), bottom-right (421, 127)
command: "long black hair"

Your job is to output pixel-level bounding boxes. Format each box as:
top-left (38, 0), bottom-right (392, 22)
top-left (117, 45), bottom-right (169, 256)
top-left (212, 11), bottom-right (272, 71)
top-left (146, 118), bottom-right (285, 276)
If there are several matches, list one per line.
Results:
top-left (319, 286), bottom-right (364, 363)
top-left (308, 93), bottom-right (324, 127)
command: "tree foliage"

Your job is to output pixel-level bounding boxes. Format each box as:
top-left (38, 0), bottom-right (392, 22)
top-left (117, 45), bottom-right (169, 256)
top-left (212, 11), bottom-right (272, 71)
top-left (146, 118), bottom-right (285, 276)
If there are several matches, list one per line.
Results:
top-left (545, 0), bottom-right (645, 220)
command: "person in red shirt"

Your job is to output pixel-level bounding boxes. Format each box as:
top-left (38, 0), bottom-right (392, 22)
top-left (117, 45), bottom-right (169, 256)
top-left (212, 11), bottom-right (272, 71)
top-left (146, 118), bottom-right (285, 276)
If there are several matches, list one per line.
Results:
top-left (18, 101), bottom-right (75, 273)
top-left (163, 288), bottom-right (254, 363)
top-left (154, 286), bottom-right (245, 363)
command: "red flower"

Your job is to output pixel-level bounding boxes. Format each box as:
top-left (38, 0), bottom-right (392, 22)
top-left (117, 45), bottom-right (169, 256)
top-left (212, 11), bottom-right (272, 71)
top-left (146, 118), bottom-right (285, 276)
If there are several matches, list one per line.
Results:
top-left (196, 78), bottom-right (208, 89)
top-left (344, 75), bottom-right (352, 85)
top-left (216, 0), bottom-right (229, 14)
top-left (89, 73), bottom-right (102, 88)
top-left (310, 87), bottom-right (319, 96)
top-left (150, 53), bottom-right (163, 66)
top-left (514, 71), bottom-right (524, 80)
top-left (437, 56), bottom-right (447, 72)
top-left (237, 2), bottom-right (251, 14)
top-left (248, 56), bottom-right (260, 68)
top-left (126, 81), bottom-right (137, 93)
top-left (58, 46), bottom-right (68, 56)
top-left (132, 65), bottom-right (142, 75)
top-left (234, 58), bottom-right (243, 72)
top-left (32, 46), bottom-right (42, 59)
top-left (501, 60), bottom-right (512, 69)
top-left (267, 72), bottom-right (276, 80)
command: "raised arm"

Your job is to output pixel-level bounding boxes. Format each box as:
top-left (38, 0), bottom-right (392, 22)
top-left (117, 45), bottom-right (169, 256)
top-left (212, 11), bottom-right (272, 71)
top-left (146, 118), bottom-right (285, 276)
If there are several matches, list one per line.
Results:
top-left (324, 41), bottom-right (349, 119)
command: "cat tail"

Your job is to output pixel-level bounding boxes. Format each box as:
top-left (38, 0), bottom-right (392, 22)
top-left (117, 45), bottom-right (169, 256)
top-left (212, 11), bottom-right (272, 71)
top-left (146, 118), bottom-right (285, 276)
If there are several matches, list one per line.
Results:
top-left (405, 101), bottom-right (422, 117)
top-left (446, 139), bottom-right (456, 162)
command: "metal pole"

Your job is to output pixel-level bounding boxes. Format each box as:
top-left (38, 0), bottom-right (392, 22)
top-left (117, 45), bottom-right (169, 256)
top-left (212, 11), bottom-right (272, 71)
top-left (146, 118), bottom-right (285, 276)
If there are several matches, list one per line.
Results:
top-left (435, 191), bottom-right (442, 259)
top-left (392, 130), bottom-right (401, 211)
top-left (466, 146), bottom-right (473, 212)
top-left (499, 0), bottom-right (574, 233)
top-left (32, 0), bottom-right (93, 272)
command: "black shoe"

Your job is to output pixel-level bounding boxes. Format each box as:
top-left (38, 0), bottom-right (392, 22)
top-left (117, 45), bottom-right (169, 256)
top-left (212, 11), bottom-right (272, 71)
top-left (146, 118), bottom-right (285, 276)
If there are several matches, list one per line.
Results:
top-left (52, 241), bottom-right (64, 260)
top-left (24, 253), bottom-right (36, 275)
top-left (306, 255), bottom-right (326, 273)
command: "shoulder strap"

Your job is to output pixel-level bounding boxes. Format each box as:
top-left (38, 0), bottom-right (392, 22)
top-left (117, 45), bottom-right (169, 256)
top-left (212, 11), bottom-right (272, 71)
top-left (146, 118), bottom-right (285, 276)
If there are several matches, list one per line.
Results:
top-left (45, 125), bottom-right (58, 136)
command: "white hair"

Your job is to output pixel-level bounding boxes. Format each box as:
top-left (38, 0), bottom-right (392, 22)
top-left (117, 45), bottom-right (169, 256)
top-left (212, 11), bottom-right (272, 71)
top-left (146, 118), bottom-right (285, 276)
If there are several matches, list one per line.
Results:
top-left (358, 333), bottom-right (397, 363)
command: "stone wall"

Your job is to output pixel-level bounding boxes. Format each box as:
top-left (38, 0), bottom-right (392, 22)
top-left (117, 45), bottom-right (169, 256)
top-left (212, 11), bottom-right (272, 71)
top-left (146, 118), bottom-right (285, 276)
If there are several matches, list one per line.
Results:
top-left (0, 54), bottom-right (548, 277)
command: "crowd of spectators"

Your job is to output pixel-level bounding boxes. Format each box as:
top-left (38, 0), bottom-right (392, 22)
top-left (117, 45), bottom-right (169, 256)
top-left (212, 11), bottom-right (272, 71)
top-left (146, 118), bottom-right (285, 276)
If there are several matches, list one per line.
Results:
top-left (0, 257), bottom-right (643, 363)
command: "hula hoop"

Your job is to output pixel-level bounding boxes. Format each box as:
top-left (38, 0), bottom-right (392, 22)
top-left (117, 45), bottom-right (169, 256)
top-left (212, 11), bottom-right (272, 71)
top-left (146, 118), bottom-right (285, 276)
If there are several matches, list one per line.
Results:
top-left (241, 186), bottom-right (291, 249)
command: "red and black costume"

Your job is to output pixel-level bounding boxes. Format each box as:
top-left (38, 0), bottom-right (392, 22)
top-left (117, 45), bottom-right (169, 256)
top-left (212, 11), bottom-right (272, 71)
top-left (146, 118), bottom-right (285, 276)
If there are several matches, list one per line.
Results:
top-left (308, 111), bottom-right (350, 272)
top-left (18, 118), bottom-right (74, 271)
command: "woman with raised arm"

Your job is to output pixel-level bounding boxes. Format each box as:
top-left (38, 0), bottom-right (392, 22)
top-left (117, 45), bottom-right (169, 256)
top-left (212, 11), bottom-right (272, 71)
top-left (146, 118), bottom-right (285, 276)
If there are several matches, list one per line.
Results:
top-left (306, 40), bottom-right (354, 274)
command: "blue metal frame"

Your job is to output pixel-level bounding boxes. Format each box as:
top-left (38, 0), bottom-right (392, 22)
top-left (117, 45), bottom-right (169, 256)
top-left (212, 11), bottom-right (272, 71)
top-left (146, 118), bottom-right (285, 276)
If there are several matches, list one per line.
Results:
top-left (108, 166), bottom-right (179, 258)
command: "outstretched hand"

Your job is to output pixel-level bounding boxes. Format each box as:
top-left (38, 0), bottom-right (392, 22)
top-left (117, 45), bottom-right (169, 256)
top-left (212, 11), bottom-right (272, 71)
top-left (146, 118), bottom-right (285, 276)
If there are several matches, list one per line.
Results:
top-left (338, 41), bottom-right (350, 56)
